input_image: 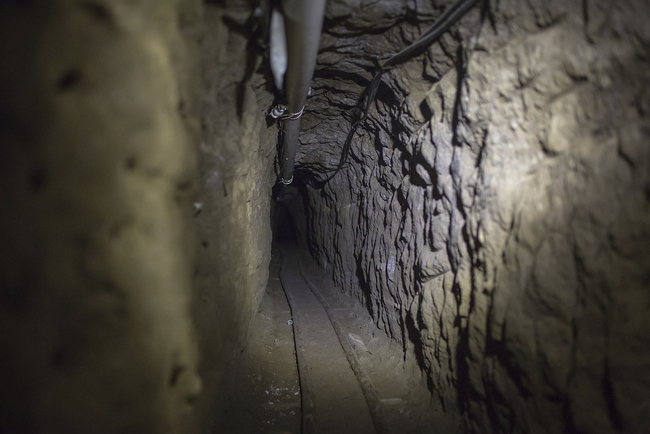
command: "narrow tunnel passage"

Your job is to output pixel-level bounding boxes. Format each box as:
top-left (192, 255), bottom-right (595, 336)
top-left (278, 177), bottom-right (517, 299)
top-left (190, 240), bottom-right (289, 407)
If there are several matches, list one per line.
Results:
top-left (216, 194), bottom-right (444, 433)
top-left (1, 0), bottom-right (648, 433)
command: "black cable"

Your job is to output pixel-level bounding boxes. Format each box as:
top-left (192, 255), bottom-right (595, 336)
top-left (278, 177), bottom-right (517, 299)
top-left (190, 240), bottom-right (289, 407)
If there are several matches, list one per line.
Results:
top-left (318, 0), bottom-right (480, 185)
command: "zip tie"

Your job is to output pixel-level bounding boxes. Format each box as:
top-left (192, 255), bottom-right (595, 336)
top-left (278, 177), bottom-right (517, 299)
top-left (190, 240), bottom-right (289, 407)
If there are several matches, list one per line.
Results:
top-left (269, 104), bottom-right (305, 121)
top-left (281, 106), bottom-right (304, 120)
top-left (269, 104), bottom-right (287, 119)
top-left (280, 176), bottom-right (293, 185)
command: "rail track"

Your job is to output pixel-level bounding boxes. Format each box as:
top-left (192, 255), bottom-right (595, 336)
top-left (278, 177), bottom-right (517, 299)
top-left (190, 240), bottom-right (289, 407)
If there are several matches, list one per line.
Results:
top-left (278, 245), bottom-right (389, 434)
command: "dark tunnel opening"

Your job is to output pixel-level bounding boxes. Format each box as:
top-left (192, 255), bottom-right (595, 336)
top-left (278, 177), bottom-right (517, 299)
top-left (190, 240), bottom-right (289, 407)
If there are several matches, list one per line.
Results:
top-left (271, 186), bottom-right (300, 244)
top-left (261, 180), bottom-right (442, 434)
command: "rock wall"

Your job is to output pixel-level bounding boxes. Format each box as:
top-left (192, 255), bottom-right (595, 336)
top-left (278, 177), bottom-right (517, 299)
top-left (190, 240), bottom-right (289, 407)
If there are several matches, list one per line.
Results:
top-left (0, 0), bottom-right (204, 432)
top-left (298, 0), bottom-right (650, 432)
top-left (0, 0), bottom-right (277, 431)
top-left (193, 2), bottom-right (277, 430)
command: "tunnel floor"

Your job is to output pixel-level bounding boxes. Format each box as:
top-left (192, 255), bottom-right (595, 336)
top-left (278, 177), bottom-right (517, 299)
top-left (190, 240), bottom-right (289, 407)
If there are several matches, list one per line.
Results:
top-left (215, 243), bottom-right (443, 434)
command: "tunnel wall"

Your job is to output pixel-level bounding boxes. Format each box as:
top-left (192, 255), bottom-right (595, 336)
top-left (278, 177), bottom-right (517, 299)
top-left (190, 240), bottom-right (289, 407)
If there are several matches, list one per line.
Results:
top-left (0, 0), bottom-right (204, 432)
top-left (192, 2), bottom-right (278, 430)
top-left (299, 0), bottom-right (650, 432)
top-left (1, 0), bottom-right (278, 432)
top-left (0, 0), bottom-right (277, 431)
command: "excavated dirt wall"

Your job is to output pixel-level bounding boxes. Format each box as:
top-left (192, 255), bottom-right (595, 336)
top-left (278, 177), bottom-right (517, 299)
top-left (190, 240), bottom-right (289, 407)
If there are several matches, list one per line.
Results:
top-left (193, 1), bottom-right (278, 430)
top-left (297, 0), bottom-right (650, 432)
top-left (0, 0), bottom-right (203, 432)
top-left (0, 0), bottom-right (276, 432)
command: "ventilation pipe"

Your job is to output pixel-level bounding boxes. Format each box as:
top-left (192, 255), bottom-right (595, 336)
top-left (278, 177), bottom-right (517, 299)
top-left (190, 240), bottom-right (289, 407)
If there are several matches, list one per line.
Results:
top-left (276, 0), bottom-right (326, 184)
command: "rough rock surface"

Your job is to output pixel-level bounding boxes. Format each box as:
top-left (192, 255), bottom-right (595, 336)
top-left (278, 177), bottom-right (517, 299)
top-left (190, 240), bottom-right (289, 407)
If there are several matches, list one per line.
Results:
top-left (296, 0), bottom-right (650, 432)
top-left (1, 0), bottom-right (279, 431)
top-left (193, 2), bottom-right (278, 431)
top-left (0, 0), bottom-right (202, 432)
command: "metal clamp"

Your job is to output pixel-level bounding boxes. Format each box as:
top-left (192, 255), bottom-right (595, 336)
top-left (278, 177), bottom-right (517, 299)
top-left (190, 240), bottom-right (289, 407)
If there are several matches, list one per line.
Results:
top-left (280, 176), bottom-right (293, 185)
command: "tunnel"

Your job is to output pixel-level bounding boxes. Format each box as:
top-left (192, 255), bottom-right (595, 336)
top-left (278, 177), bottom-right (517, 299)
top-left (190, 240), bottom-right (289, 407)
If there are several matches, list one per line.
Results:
top-left (1, 0), bottom-right (649, 433)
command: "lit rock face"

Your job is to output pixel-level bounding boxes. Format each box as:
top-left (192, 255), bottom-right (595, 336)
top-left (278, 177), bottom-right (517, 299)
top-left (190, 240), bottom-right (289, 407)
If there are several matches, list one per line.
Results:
top-left (0, 1), bottom-right (202, 432)
top-left (298, 0), bottom-right (650, 432)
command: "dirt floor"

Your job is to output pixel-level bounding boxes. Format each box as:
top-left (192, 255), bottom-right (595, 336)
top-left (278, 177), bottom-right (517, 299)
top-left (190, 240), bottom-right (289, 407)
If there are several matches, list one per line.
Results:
top-left (215, 243), bottom-right (455, 433)
top-left (214, 249), bottom-right (300, 434)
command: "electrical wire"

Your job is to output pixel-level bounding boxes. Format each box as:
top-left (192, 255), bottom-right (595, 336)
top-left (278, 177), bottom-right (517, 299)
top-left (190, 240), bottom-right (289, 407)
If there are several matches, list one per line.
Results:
top-left (318, 0), bottom-right (480, 185)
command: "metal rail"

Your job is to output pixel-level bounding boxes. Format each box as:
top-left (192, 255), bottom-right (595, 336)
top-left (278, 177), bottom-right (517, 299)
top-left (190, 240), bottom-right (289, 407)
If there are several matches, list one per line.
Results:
top-left (279, 245), bottom-right (389, 433)
top-left (278, 248), bottom-right (317, 433)
top-left (296, 256), bottom-right (392, 434)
